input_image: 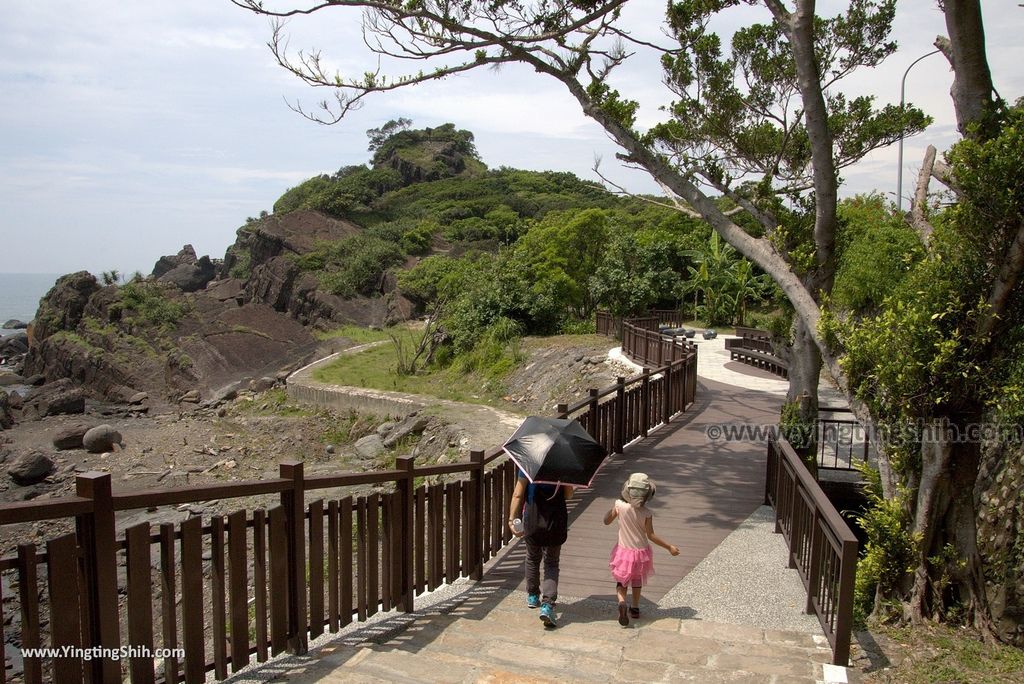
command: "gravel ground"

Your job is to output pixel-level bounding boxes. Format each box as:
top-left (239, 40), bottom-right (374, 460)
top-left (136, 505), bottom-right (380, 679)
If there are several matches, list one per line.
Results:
top-left (658, 505), bottom-right (821, 633)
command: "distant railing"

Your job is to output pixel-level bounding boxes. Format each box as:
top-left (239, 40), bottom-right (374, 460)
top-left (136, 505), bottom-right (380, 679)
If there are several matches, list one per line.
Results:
top-left (765, 434), bottom-right (858, 666)
top-left (816, 407), bottom-right (874, 471)
top-left (0, 344), bottom-right (699, 683)
top-left (595, 310), bottom-right (686, 339)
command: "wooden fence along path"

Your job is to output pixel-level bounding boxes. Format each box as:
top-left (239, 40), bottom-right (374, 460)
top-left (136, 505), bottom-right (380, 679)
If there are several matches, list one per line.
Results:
top-left (0, 322), bottom-right (698, 683)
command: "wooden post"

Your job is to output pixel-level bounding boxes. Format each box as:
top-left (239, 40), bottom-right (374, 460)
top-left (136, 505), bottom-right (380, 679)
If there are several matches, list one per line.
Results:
top-left (805, 510), bottom-right (823, 614)
top-left (396, 455), bottom-right (416, 612)
top-left (833, 537), bottom-right (859, 666)
top-left (640, 369), bottom-right (650, 437)
top-left (469, 450), bottom-right (485, 581)
top-left (556, 403), bottom-right (568, 420)
top-left (614, 377), bottom-right (625, 454)
top-left (662, 363), bottom-right (672, 425)
top-left (588, 388), bottom-right (599, 438)
top-left (76, 472), bottom-right (122, 683)
top-left (280, 461), bottom-right (307, 654)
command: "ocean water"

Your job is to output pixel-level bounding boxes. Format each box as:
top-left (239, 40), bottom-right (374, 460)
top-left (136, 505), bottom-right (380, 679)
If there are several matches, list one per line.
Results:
top-left (0, 273), bottom-right (59, 336)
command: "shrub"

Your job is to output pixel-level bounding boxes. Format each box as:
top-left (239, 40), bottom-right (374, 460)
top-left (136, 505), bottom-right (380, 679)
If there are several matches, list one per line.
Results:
top-left (115, 282), bottom-right (187, 330)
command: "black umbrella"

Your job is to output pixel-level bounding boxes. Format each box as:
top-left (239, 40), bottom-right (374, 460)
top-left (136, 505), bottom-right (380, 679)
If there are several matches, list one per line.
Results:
top-left (501, 416), bottom-right (608, 487)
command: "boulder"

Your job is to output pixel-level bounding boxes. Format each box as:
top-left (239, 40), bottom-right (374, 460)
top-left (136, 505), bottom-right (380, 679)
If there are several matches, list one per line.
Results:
top-left (249, 377), bottom-right (277, 393)
top-left (82, 424), bottom-right (123, 453)
top-left (354, 434), bottom-right (386, 460)
top-left (0, 371), bottom-right (25, 387)
top-left (53, 423), bottom-right (93, 450)
top-left (2, 320), bottom-right (28, 330)
top-left (25, 374), bottom-right (45, 386)
top-left (0, 393), bottom-right (12, 429)
top-left (702, 329), bottom-right (718, 340)
top-left (152, 244), bottom-right (198, 278)
top-left (0, 332), bottom-right (29, 356)
top-left (383, 414), bottom-right (431, 448)
top-left (180, 390), bottom-right (201, 403)
top-left (7, 391), bottom-right (23, 410)
top-left (375, 421), bottom-right (397, 437)
top-left (128, 392), bottom-right (148, 405)
top-left (9, 451), bottom-right (55, 486)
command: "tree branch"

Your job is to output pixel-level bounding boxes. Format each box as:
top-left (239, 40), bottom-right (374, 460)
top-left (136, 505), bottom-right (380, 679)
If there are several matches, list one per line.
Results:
top-left (911, 145), bottom-right (937, 246)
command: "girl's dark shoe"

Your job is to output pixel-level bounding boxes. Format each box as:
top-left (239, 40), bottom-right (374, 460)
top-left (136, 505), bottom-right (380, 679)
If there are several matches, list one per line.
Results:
top-left (617, 602), bottom-right (629, 626)
top-left (629, 607), bottom-right (640, 620)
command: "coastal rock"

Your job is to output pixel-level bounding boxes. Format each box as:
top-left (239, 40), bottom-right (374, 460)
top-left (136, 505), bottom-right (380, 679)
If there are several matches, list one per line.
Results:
top-left (9, 451), bottom-right (55, 486)
top-left (53, 423), bottom-right (93, 450)
top-left (82, 424), bottom-right (123, 453)
top-left (180, 390), bottom-right (201, 403)
top-left (2, 320), bottom-right (28, 330)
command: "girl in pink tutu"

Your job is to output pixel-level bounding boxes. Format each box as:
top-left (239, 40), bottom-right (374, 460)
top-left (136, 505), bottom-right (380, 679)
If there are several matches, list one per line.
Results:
top-left (603, 472), bottom-right (679, 626)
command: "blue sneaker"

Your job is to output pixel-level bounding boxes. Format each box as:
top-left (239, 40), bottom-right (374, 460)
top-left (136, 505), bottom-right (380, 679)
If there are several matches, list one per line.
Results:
top-left (527, 593), bottom-right (541, 609)
top-left (539, 602), bottom-right (557, 628)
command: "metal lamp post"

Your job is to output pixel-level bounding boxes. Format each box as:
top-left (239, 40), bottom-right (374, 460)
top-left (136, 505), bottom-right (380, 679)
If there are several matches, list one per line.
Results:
top-left (896, 48), bottom-right (941, 212)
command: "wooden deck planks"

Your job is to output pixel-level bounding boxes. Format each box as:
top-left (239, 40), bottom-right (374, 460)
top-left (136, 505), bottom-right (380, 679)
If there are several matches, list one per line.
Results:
top-left (485, 377), bottom-right (782, 603)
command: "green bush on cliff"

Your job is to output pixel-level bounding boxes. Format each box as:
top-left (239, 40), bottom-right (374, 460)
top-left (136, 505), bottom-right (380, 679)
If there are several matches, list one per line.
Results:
top-left (295, 234), bottom-right (404, 297)
top-left (114, 282), bottom-right (187, 330)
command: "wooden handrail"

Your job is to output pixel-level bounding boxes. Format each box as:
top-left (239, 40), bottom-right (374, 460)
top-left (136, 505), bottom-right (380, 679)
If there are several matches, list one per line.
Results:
top-left (0, 325), bottom-right (701, 682)
top-left (765, 434), bottom-right (858, 666)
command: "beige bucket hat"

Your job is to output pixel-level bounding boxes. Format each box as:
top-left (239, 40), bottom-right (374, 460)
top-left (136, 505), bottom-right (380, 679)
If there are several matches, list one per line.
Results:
top-left (622, 472), bottom-right (655, 506)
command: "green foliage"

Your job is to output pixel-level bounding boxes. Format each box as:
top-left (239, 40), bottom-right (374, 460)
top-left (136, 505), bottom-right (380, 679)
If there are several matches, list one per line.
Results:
top-left (853, 465), bottom-right (916, 625)
top-left (295, 235), bottom-right (404, 297)
top-left (369, 122), bottom-right (479, 168)
top-left (114, 282), bottom-right (187, 330)
top-left (451, 317), bottom-right (525, 380)
top-left (833, 194), bottom-right (924, 313)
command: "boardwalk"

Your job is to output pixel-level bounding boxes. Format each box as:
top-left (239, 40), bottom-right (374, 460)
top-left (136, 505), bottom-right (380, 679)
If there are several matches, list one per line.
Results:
top-left (484, 375), bottom-right (782, 602)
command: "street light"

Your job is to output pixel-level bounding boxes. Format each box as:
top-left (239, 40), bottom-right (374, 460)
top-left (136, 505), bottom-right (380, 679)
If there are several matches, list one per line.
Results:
top-left (896, 48), bottom-right (941, 212)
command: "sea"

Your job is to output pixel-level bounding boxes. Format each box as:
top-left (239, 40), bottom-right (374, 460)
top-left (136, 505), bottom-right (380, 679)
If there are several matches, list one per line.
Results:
top-left (0, 273), bottom-right (59, 336)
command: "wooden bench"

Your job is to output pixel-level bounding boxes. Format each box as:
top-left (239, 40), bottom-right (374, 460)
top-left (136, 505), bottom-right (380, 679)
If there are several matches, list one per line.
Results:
top-left (724, 337), bottom-right (789, 378)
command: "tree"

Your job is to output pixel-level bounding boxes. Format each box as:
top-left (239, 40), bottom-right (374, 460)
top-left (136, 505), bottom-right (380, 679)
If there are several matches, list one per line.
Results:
top-left (232, 0), bottom-right (1018, 635)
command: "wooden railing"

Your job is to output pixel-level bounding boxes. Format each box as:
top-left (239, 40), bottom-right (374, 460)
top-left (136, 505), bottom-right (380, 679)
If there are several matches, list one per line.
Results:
top-left (765, 433), bottom-right (858, 666)
top-left (595, 310), bottom-right (686, 339)
top-left (816, 407), bottom-right (873, 471)
top-left (0, 347), bottom-right (698, 683)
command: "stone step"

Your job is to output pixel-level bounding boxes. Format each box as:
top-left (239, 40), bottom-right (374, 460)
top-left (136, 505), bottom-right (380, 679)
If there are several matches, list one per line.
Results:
top-left (238, 589), bottom-right (851, 684)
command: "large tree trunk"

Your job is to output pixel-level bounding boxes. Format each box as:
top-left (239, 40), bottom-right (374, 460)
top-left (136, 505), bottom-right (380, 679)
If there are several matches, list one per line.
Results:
top-left (784, 317), bottom-right (821, 476)
top-left (938, 0), bottom-right (995, 139)
top-left (906, 417), bottom-right (996, 637)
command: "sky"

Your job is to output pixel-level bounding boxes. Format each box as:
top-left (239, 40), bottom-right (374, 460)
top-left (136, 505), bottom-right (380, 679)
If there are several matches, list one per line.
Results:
top-left (2, 1), bottom-right (1022, 276)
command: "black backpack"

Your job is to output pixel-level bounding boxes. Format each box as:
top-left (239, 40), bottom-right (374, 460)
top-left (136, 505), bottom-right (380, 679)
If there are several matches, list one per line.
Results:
top-left (523, 482), bottom-right (568, 546)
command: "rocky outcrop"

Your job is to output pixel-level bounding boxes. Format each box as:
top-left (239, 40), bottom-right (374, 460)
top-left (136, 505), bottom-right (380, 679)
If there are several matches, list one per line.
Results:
top-left (152, 244), bottom-right (198, 278)
top-left (3, 320), bottom-right (28, 330)
top-left (159, 255), bottom-right (217, 293)
top-left (32, 271), bottom-right (101, 342)
top-left (223, 210), bottom-right (363, 276)
top-left (22, 379), bottom-right (86, 419)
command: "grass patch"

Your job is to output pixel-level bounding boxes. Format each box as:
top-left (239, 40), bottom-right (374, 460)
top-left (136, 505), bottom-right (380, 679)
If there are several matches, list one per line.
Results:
top-left (312, 335), bottom-right (512, 406)
top-left (237, 388), bottom-right (313, 418)
top-left (320, 410), bottom-right (381, 445)
top-left (314, 324), bottom-right (394, 344)
top-left (867, 623), bottom-right (1024, 683)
